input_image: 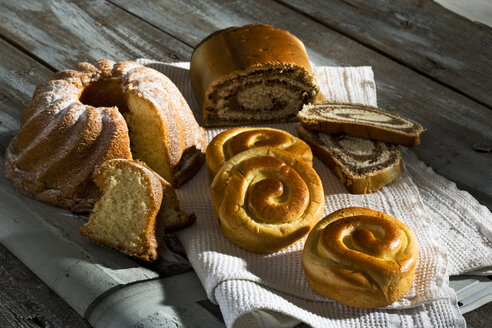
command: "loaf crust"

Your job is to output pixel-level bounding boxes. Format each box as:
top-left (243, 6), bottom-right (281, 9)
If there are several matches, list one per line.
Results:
top-left (210, 147), bottom-right (324, 253)
top-left (298, 102), bottom-right (425, 147)
top-left (296, 125), bottom-right (402, 194)
top-left (190, 24), bottom-right (321, 126)
top-left (302, 207), bottom-right (419, 308)
top-left (206, 127), bottom-right (313, 180)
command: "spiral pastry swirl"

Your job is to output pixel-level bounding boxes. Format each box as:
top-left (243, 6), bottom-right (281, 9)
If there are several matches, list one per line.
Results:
top-left (302, 207), bottom-right (419, 308)
top-left (210, 147), bottom-right (324, 253)
top-left (206, 127), bottom-right (313, 180)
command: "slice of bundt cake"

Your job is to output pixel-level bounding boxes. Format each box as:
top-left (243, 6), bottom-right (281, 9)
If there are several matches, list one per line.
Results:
top-left (121, 61), bottom-right (207, 186)
top-left (190, 24), bottom-right (321, 127)
top-left (79, 159), bottom-right (195, 261)
top-left (4, 59), bottom-right (206, 212)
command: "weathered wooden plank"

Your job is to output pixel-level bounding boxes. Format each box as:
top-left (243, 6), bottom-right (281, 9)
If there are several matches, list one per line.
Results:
top-left (463, 300), bottom-right (492, 328)
top-left (0, 38), bottom-right (54, 130)
top-left (0, 0), bottom-right (192, 163)
top-left (277, 0), bottom-right (492, 109)
top-left (0, 0), bottom-right (191, 70)
top-left (0, 38), bottom-right (95, 328)
top-left (111, 0), bottom-right (492, 209)
top-left (0, 37), bottom-right (56, 161)
top-left (0, 244), bottom-right (90, 328)
top-left (0, 26), bottom-right (194, 328)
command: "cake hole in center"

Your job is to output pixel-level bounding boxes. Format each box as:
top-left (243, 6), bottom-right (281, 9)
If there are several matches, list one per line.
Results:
top-left (80, 80), bottom-right (129, 113)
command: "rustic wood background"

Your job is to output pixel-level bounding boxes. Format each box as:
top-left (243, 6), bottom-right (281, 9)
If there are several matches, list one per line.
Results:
top-left (0, 0), bottom-right (490, 327)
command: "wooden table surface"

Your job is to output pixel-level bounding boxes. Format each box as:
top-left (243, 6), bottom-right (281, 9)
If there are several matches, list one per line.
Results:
top-left (0, 0), bottom-right (491, 327)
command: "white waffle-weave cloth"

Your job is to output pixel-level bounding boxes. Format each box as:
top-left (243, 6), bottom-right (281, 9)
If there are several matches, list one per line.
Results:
top-left (137, 59), bottom-right (492, 328)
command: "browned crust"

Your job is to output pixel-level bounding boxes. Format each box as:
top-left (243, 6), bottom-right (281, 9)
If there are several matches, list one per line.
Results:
top-left (129, 159), bottom-right (197, 232)
top-left (205, 127), bottom-right (313, 181)
top-left (125, 67), bottom-right (206, 188)
top-left (79, 159), bottom-right (196, 260)
top-left (155, 173), bottom-right (197, 233)
top-left (171, 147), bottom-right (206, 188)
top-left (201, 113), bottom-right (299, 128)
top-left (161, 212), bottom-right (196, 233)
top-left (295, 125), bottom-right (402, 194)
top-left (190, 24), bottom-right (320, 126)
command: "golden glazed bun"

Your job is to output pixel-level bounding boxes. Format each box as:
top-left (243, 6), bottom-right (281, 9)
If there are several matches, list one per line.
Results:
top-left (206, 127), bottom-right (313, 180)
top-left (302, 207), bottom-right (419, 308)
top-left (210, 147), bottom-right (324, 253)
top-left (190, 24), bottom-right (321, 127)
top-left (4, 59), bottom-right (206, 212)
top-left (79, 159), bottom-right (195, 261)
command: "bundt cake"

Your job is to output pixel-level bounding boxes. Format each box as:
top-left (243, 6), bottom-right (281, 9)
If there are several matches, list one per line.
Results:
top-left (190, 24), bottom-right (322, 127)
top-left (79, 159), bottom-right (196, 261)
top-left (4, 59), bottom-right (206, 212)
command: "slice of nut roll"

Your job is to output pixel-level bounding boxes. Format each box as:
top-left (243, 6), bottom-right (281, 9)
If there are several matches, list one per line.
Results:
top-left (296, 125), bottom-right (402, 194)
top-left (298, 102), bottom-right (425, 147)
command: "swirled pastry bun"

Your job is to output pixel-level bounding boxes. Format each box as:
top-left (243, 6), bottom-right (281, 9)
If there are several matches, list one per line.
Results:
top-left (210, 147), bottom-right (324, 253)
top-left (190, 24), bottom-right (321, 127)
top-left (206, 127), bottom-right (313, 180)
top-left (302, 207), bottom-right (419, 308)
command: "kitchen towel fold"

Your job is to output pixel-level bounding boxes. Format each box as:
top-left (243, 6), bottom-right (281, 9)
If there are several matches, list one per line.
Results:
top-left (138, 59), bottom-right (492, 328)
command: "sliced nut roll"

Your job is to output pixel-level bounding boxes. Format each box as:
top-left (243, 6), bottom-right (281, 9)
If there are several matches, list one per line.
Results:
top-left (296, 125), bottom-right (402, 194)
top-left (298, 102), bottom-right (425, 147)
